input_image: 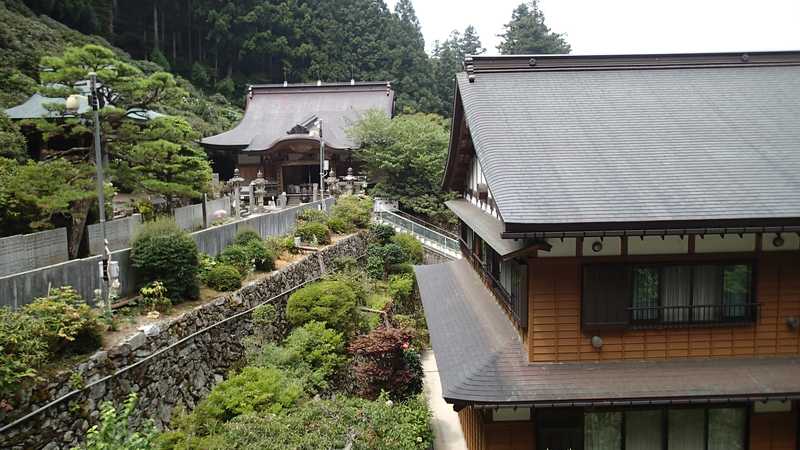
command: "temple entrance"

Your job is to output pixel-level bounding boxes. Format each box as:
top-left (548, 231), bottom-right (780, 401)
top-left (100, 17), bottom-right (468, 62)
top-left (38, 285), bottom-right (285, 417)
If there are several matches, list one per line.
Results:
top-left (282, 164), bottom-right (320, 204)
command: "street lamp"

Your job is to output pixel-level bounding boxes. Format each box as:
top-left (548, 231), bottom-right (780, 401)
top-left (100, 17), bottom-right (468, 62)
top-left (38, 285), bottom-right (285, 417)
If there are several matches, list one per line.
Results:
top-left (68, 73), bottom-right (112, 311)
top-left (317, 119), bottom-right (327, 211)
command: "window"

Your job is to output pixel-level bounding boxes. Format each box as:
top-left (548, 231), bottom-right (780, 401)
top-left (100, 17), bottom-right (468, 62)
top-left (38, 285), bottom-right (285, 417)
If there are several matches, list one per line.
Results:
top-left (538, 407), bottom-right (747, 450)
top-left (583, 262), bottom-right (756, 328)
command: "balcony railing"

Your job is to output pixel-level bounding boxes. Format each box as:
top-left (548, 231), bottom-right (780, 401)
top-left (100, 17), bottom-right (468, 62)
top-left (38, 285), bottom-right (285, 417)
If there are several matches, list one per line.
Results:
top-left (627, 303), bottom-right (760, 328)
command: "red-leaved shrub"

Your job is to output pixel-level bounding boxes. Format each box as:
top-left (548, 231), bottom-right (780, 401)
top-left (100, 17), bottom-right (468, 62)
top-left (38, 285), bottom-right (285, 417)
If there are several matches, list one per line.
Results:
top-left (348, 326), bottom-right (422, 400)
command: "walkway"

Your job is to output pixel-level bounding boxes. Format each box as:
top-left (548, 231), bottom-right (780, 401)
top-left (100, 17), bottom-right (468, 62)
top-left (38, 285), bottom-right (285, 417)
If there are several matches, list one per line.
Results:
top-left (422, 351), bottom-right (468, 450)
top-left (374, 209), bottom-right (461, 259)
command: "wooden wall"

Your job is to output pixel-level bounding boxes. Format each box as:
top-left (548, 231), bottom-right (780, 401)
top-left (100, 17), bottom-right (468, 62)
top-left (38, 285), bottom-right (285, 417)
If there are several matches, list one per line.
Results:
top-left (527, 252), bottom-right (800, 363)
top-left (750, 409), bottom-right (797, 450)
top-left (458, 407), bottom-right (535, 450)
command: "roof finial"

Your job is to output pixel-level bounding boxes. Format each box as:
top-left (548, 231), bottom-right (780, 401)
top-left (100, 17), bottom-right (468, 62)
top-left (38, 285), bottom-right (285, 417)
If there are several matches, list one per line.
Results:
top-left (317, 79), bottom-right (322, 86)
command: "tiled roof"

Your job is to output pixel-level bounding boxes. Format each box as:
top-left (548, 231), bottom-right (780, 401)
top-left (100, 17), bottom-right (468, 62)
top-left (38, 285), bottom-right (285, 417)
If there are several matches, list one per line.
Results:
top-left (455, 59), bottom-right (800, 227)
top-left (445, 199), bottom-right (528, 256)
top-left (200, 82), bottom-right (393, 151)
top-left (416, 259), bottom-right (800, 405)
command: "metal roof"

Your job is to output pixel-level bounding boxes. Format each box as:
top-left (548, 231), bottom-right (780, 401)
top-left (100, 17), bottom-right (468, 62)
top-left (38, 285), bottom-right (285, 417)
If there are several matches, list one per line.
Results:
top-left (416, 259), bottom-right (800, 405)
top-left (200, 81), bottom-right (394, 152)
top-left (4, 93), bottom-right (164, 121)
top-left (451, 52), bottom-right (800, 229)
top-left (446, 199), bottom-right (528, 256)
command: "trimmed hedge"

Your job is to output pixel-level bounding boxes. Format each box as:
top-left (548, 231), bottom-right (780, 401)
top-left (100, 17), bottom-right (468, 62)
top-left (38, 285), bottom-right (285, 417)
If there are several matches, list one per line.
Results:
top-left (232, 228), bottom-right (262, 246)
top-left (391, 233), bottom-right (423, 264)
top-left (204, 263), bottom-right (242, 291)
top-left (131, 218), bottom-right (200, 301)
top-left (286, 280), bottom-right (359, 336)
top-left (246, 240), bottom-right (276, 271)
top-left (295, 222), bottom-right (331, 245)
top-left (218, 244), bottom-right (252, 277)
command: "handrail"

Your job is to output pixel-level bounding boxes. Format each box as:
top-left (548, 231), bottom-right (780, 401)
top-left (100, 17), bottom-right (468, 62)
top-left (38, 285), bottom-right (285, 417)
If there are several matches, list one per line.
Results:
top-left (391, 209), bottom-right (457, 239)
top-left (375, 210), bottom-right (460, 257)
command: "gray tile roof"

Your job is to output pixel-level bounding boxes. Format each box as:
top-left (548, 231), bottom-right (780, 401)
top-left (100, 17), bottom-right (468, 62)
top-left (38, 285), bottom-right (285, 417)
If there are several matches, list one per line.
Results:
top-left (416, 259), bottom-right (800, 405)
top-left (445, 199), bottom-right (527, 256)
top-left (456, 64), bottom-right (800, 227)
top-left (201, 82), bottom-right (393, 151)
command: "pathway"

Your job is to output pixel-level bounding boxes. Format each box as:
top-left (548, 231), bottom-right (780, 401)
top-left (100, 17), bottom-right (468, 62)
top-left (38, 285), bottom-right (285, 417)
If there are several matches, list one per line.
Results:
top-left (422, 351), bottom-right (468, 450)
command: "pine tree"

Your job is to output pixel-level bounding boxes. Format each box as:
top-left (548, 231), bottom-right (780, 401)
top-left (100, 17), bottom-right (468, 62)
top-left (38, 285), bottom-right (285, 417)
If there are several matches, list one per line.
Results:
top-left (497, 1), bottom-right (571, 55)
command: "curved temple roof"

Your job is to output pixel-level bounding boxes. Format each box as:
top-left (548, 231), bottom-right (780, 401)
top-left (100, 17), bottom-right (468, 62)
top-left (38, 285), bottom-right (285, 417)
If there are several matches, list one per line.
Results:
top-left (201, 81), bottom-right (394, 152)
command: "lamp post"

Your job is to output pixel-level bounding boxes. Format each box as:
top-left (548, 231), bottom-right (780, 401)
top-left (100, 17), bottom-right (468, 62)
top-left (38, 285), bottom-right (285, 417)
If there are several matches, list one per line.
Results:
top-left (318, 119), bottom-right (327, 211)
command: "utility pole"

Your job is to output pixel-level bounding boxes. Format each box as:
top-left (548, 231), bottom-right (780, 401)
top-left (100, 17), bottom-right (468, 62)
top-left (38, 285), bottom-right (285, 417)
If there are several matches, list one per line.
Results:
top-left (89, 72), bottom-right (110, 310)
top-left (319, 119), bottom-right (326, 211)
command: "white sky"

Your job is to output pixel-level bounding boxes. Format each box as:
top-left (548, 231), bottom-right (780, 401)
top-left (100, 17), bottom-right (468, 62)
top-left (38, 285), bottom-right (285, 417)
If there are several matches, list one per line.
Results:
top-left (387, 0), bottom-right (800, 55)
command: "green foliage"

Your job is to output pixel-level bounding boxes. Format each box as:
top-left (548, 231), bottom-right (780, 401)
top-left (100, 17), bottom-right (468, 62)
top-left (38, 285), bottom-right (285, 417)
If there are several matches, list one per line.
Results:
top-left (203, 263), bottom-right (241, 292)
top-left (350, 112), bottom-right (455, 226)
top-left (193, 367), bottom-right (302, 428)
top-left (388, 274), bottom-right (415, 313)
top-left (264, 234), bottom-right (297, 255)
top-left (197, 253), bottom-right (218, 285)
top-left (218, 244), bottom-right (252, 277)
top-left (431, 25), bottom-right (485, 116)
top-left (0, 307), bottom-right (48, 401)
top-left (150, 47), bottom-right (171, 71)
top-left (252, 321), bottom-right (346, 393)
top-left (391, 233), bottom-right (423, 264)
top-left (0, 112), bottom-right (27, 161)
top-left (294, 221), bottom-right (331, 245)
top-left (369, 223), bottom-right (395, 245)
top-left (387, 262), bottom-right (414, 276)
top-left (332, 256), bottom-right (359, 272)
top-left (349, 326), bottom-right (422, 400)
top-left (77, 393), bottom-right (157, 450)
top-left (190, 62), bottom-right (210, 88)
top-left (497, 0), bottom-right (571, 55)
top-left (131, 218), bottom-right (200, 301)
top-left (246, 240), bottom-right (276, 272)
top-left (367, 254), bottom-right (386, 280)
top-left (325, 216), bottom-right (351, 234)
top-left (297, 208), bottom-right (328, 224)
top-left (232, 228), bottom-right (261, 246)
top-left (329, 196), bottom-right (372, 229)
top-left (139, 281), bottom-right (172, 313)
top-left (286, 280), bottom-right (359, 336)
top-left (23, 287), bottom-right (102, 355)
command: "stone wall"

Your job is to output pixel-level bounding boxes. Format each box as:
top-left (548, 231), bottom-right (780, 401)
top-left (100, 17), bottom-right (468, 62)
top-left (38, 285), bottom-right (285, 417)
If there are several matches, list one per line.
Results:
top-left (0, 232), bottom-right (369, 450)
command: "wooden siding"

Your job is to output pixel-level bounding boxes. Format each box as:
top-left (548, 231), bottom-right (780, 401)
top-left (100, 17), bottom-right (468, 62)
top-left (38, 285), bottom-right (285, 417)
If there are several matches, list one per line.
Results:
top-left (527, 252), bottom-right (800, 363)
top-left (458, 407), bottom-right (535, 450)
top-left (459, 406), bottom-right (486, 450)
top-left (750, 410), bottom-right (797, 450)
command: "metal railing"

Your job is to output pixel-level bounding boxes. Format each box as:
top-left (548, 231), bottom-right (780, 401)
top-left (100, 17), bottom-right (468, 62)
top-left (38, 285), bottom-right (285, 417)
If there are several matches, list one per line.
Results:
top-left (375, 210), bottom-right (461, 258)
top-left (628, 303), bottom-right (759, 328)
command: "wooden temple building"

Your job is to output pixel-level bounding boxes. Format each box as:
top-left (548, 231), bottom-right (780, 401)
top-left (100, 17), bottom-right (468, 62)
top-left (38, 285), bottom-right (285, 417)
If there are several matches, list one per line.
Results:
top-left (200, 81), bottom-right (394, 201)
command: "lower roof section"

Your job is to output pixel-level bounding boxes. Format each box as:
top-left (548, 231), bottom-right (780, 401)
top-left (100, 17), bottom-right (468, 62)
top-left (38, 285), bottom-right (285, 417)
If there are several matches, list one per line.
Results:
top-left (415, 259), bottom-right (800, 406)
top-left (445, 199), bottom-right (531, 257)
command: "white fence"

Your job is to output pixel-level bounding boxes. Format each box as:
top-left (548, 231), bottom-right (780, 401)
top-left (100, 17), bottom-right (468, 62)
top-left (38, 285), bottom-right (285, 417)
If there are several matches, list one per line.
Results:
top-left (0, 198), bottom-right (334, 309)
top-left (174, 197), bottom-right (231, 231)
top-left (0, 228), bottom-right (69, 277)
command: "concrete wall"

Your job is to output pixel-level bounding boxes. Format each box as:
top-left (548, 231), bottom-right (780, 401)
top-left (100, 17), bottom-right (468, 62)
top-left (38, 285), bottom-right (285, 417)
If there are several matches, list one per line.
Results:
top-left (0, 199), bottom-right (334, 309)
top-left (174, 196), bottom-right (231, 231)
top-left (0, 228), bottom-right (68, 277)
top-left (0, 232), bottom-right (368, 450)
top-left (88, 214), bottom-right (142, 255)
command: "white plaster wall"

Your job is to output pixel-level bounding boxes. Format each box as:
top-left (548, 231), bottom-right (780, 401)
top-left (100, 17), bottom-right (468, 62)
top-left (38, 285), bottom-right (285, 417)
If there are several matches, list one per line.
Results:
top-left (583, 237), bottom-right (622, 256)
top-left (695, 234), bottom-right (756, 253)
top-left (628, 235), bottom-right (688, 255)
top-left (538, 238), bottom-right (577, 257)
top-left (762, 232), bottom-right (800, 252)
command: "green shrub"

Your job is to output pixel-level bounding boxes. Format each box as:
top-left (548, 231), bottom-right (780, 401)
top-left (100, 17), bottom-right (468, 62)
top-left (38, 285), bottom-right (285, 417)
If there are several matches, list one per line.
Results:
top-left (297, 208), bottom-right (328, 224)
top-left (366, 254), bottom-right (385, 280)
top-left (0, 308), bottom-right (48, 401)
top-left (253, 321), bottom-right (346, 393)
top-left (131, 218), bottom-right (200, 301)
top-left (391, 233), bottom-right (423, 264)
top-left (365, 243), bottom-right (409, 280)
top-left (332, 256), bottom-right (359, 272)
top-left (80, 393), bottom-right (157, 450)
top-left (369, 223), bottom-right (395, 245)
top-left (249, 303), bottom-right (280, 346)
top-left (264, 234), bottom-right (296, 255)
top-left (218, 244), bottom-right (252, 277)
top-left (139, 281), bottom-right (171, 313)
top-left (286, 280), bottom-right (359, 336)
top-left (388, 274), bottom-right (415, 313)
top-left (197, 253), bottom-right (218, 284)
top-left (204, 263), bottom-right (242, 291)
top-left (360, 393), bottom-right (433, 450)
top-left (382, 243), bottom-right (409, 265)
top-left (330, 196), bottom-right (372, 229)
top-left (295, 222), bottom-right (331, 245)
top-left (388, 263), bottom-right (414, 276)
top-left (326, 216), bottom-right (353, 234)
top-left (193, 367), bottom-right (302, 427)
top-left (23, 287), bottom-right (102, 355)
top-left (232, 228), bottom-right (262, 246)
top-left (246, 240), bottom-right (276, 271)
top-left (325, 270), bottom-right (369, 306)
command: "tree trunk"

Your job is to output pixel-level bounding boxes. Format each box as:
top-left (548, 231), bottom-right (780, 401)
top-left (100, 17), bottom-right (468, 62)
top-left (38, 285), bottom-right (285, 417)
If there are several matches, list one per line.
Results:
top-left (153, 1), bottom-right (159, 51)
top-left (187, 0), bottom-right (192, 62)
top-left (172, 32), bottom-right (177, 62)
top-left (66, 199), bottom-right (92, 259)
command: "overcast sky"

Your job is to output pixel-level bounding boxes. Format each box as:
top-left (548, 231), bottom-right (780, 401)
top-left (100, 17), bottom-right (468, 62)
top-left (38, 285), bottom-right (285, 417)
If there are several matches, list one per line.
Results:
top-left (387, 0), bottom-right (800, 55)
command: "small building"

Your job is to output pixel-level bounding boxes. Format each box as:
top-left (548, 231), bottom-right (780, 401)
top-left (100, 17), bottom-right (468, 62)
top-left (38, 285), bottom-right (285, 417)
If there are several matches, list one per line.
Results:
top-left (200, 81), bottom-right (394, 200)
top-left (417, 51), bottom-right (800, 450)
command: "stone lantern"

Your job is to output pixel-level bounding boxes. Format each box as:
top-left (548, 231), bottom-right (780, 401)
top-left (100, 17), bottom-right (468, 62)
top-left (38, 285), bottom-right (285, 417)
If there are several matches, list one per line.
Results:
top-left (343, 167), bottom-right (356, 196)
top-left (227, 168), bottom-right (245, 217)
top-left (252, 170), bottom-right (267, 213)
top-left (324, 167), bottom-right (339, 197)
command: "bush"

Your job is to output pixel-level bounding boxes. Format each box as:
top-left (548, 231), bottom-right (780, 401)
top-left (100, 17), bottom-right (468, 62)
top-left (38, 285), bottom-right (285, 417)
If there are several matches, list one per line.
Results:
top-left (193, 367), bottom-right (302, 428)
top-left (295, 222), bottom-right (331, 245)
top-left (23, 287), bottom-right (102, 355)
top-left (297, 208), bottom-right (328, 224)
top-left (366, 255), bottom-right (385, 280)
top-left (326, 216), bottom-right (352, 234)
top-left (197, 253), bottom-right (218, 285)
top-left (80, 393), bottom-right (157, 450)
top-left (246, 240), bottom-right (276, 272)
top-left (0, 308), bottom-right (48, 401)
top-left (139, 281), bottom-right (171, 313)
top-left (369, 223), bottom-right (395, 245)
top-left (232, 228), bottom-right (262, 246)
top-left (360, 393), bottom-right (433, 449)
top-left (382, 243), bottom-right (409, 265)
top-left (388, 263), bottom-right (414, 275)
top-left (388, 274), bottom-right (415, 313)
top-left (332, 256), bottom-right (359, 272)
top-left (391, 233), bottom-right (423, 264)
top-left (286, 280), bottom-right (359, 336)
top-left (366, 243), bottom-right (409, 280)
top-left (249, 303), bottom-right (280, 346)
top-left (204, 263), bottom-right (242, 291)
top-left (349, 326), bottom-right (422, 400)
top-left (330, 196), bottom-right (372, 229)
top-left (252, 321), bottom-right (346, 393)
top-left (131, 218), bottom-right (199, 301)
top-left (264, 234), bottom-right (296, 255)
top-left (218, 244), bottom-right (252, 277)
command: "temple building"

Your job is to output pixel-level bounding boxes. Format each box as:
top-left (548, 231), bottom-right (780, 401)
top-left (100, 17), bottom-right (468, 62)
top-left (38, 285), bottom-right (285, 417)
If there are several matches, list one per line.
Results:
top-left (200, 81), bottom-right (394, 202)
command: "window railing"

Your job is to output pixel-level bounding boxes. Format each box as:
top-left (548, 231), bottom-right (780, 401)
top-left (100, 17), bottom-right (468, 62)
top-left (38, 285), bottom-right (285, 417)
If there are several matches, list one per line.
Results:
top-left (627, 303), bottom-right (759, 328)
